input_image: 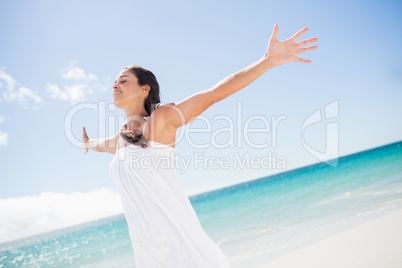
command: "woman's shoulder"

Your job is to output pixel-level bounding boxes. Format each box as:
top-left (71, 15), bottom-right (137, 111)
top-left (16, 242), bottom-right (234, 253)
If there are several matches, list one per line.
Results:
top-left (155, 102), bottom-right (175, 109)
top-left (152, 102), bottom-right (179, 119)
top-left (150, 102), bottom-right (176, 119)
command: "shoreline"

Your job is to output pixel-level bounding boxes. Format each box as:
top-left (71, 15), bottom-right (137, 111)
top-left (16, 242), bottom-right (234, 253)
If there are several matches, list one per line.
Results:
top-left (250, 208), bottom-right (402, 268)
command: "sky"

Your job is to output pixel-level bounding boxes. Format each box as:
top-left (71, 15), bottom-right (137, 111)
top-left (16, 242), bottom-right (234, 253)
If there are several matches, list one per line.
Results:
top-left (0, 0), bottom-right (401, 243)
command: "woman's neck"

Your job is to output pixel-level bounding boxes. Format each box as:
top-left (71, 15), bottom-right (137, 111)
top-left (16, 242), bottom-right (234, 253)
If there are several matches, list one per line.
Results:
top-left (125, 109), bottom-right (148, 121)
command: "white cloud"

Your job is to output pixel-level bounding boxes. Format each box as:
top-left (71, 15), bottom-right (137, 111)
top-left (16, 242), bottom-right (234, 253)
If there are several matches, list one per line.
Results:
top-left (46, 63), bottom-right (108, 104)
top-left (65, 84), bottom-right (94, 103)
top-left (0, 70), bottom-right (16, 92)
top-left (46, 83), bottom-right (93, 104)
top-left (46, 83), bottom-right (95, 104)
top-left (0, 115), bottom-right (5, 123)
top-left (0, 188), bottom-right (123, 244)
top-left (62, 66), bottom-right (98, 81)
top-left (7, 86), bottom-right (43, 104)
top-left (0, 70), bottom-right (44, 108)
top-left (0, 130), bottom-right (8, 146)
top-left (46, 83), bottom-right (69, 101)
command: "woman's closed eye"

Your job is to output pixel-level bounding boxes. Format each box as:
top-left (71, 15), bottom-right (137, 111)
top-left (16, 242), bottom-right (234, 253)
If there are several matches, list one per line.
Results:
top-left (113, 80), bottom-right (126, 86)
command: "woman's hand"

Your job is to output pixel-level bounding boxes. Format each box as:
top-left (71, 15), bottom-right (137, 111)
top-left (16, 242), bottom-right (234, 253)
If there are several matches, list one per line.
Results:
top-left (265, 24), bottom-right (318, 66)
top-left (83, 126), bottom-right (98, 154)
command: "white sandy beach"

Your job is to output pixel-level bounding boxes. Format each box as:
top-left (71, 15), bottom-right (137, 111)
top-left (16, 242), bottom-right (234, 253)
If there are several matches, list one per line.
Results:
top-left (251, 209), bottom-right (402, 268)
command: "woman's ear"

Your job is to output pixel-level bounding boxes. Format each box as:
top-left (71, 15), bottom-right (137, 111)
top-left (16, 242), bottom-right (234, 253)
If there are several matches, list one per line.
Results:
top-left (142, 85), bottom-right (151, 94)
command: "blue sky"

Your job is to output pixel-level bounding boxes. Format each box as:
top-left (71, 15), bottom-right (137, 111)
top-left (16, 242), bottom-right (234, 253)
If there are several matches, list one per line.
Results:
top-left (0, 0), bottom-right (401, 243)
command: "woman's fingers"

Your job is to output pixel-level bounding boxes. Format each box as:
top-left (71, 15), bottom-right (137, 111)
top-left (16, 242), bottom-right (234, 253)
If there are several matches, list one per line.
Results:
top-left (295, 57), bottom-right (312, 64)
top-left (83, 126), bottom-right (89, 142)
top-left (83, 126), bottom-right (89, 154)
top-left (297, 45), bottom-right (318, 54)
top-left (267, 25), bottom-right (317, 65)
top-left (270, 24), bottom-right (279, 41)
top-left (290, 27), bottom-right (309, 41)
top-left (296, 37), bottom-right (319, 48)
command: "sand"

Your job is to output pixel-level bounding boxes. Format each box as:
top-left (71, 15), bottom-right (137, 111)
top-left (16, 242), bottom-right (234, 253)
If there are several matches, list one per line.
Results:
top-left (253, 209), bottom-right (402, 268)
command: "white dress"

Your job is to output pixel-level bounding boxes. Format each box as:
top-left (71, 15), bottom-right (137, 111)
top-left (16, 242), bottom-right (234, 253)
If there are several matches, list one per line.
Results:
top-left (109, 118), bottom-right (231, 267)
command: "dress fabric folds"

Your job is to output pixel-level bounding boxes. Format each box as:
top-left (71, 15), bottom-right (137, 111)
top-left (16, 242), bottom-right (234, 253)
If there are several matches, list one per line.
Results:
top-left (109, 120), bottom-right (231, 267)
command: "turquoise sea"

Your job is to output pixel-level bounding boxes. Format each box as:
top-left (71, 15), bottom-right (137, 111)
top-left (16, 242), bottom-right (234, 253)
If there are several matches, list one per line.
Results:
top-left (1, 141), bottom-right (401, 267)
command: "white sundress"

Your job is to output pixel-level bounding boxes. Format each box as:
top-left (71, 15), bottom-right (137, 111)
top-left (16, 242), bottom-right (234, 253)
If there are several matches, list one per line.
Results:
top-left (109, 117), bottom-right (232, 267)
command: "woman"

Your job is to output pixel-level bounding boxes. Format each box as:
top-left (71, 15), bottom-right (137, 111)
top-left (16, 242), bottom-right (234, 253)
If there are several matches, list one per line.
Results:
top-left (83, 24), bottom-right (318, 267)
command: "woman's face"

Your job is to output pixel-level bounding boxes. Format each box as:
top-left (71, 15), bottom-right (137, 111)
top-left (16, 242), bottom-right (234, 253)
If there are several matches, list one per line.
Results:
top-left (112, 70), bottom-right (145, 108)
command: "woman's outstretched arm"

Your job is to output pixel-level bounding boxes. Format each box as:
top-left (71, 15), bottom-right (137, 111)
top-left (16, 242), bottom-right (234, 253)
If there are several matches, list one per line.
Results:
top-left (164, 24), bottom-right (318, 128)
top-left (82, 126), bottom-right (119, 155)
top-left (208, 54), bottom-right (274, 104)
top-left (210, 25), bottom-right (318, 103)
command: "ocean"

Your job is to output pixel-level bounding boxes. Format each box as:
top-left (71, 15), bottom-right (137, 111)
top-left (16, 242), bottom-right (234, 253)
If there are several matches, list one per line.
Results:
top-left (1, 140), bottom-right (401, 267)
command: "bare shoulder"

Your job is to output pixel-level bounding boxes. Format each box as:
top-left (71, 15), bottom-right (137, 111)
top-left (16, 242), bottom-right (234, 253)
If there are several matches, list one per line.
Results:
top-left (155, 90), bottom-right (215, 129)
top-left (154, 102), bottom-right (179, 114)
top-left (153, 102), bottom-right (187, 129)
top-left (151, 102), bottom-right (181, 127)
top-left (145, 103), bottom-right (179, 147)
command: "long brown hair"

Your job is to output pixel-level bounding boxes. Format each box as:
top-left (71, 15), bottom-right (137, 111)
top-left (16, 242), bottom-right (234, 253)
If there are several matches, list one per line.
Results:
top-left (119, 65), bottom-right (161, 148)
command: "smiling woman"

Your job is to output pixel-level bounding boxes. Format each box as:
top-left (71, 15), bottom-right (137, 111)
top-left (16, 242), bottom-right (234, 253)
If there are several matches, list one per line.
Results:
top-left (82, 24), bottom-right (318, 267)
top-left (112, 65), bottom-right (162, 148)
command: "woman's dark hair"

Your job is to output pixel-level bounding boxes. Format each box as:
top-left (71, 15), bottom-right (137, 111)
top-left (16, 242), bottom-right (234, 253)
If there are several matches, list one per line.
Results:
top-left (119, 65), bottom-right (161, 148)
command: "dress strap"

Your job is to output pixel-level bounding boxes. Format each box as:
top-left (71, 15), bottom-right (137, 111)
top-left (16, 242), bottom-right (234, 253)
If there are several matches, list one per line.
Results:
top-left (142, 116), bottom-right (149, 133)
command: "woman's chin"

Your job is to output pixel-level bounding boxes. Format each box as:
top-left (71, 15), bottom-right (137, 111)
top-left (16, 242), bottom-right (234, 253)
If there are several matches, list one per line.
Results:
top-left (113, 99), bottom-right (123, 109)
